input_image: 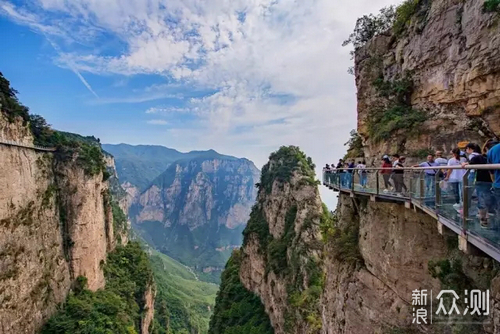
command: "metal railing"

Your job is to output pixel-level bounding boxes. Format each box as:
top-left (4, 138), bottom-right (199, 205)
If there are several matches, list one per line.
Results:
top-left (323, 164), bottom-right (500, 261)
top-left (0, 138), bottom-right (56, 152)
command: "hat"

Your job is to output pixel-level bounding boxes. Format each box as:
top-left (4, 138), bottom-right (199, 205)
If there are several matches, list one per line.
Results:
top-left (382, 154), bottom-right (389, 159)
top-left (457, 141), bottom-right (469, 150)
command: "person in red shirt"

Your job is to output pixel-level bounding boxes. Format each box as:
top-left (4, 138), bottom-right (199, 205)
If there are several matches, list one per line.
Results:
top-left (381, 155), bottom-right (392, 192)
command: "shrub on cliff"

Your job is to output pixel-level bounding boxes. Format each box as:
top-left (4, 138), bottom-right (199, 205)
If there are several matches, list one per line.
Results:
top-left (343, 130), bottom-right (364, 160)
top-left (259, 146), bottom-right (317, 194)
top-left (42, 242), bottom-right (153, 334)
top-left (367, 74), bottom-right (427, 142)
top-left (343, 0), bottom-right (431, 52)
top-left (0, 72), bottom-right (30, 124)
top-left (484, 0), bottom-right (500, 12)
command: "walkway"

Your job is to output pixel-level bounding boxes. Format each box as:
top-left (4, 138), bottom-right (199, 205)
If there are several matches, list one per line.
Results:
top-left (0, 138), bottom-right (56, 152)
top-left (323, 165), bottom-right (500, 263)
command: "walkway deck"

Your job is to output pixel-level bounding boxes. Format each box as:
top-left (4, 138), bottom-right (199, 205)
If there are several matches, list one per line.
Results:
top-left (0, 138), bottom-right (56, 152)
top-left (323, 168), bottom-right (500, 263)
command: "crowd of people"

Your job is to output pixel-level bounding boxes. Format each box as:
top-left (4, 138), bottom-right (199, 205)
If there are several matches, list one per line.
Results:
top-left (323, 140), bottom-right (500, 229)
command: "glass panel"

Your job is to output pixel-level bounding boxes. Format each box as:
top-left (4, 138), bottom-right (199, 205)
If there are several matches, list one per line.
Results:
top-left (436, 179), bottom-right (463, 227)
top-left (378, 170), bottom-right (391, 195)
top-left (421, 173), bottom-right (437, 209)
top-left (465, 179), bottom-right (500, 246)
top-left (339, 171), bottom-right (353, 190)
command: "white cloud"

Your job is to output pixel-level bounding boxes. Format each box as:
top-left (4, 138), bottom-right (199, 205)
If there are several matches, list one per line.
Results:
top-left (2, 0), bottom-right (400, 207)
top-left (147, 119), bottom-right (169, 125)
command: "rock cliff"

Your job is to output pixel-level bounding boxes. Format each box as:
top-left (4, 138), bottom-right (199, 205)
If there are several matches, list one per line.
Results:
top-left (354, 0), bottom-right (500, 159)
top-left (0, 110), bottom-right (152, 333)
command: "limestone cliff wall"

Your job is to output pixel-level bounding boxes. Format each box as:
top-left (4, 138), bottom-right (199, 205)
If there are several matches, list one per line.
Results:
top-left (0, 115), bottom-right (119, 333)
top-left (0, 116), bottom-right (71, 334)
top-left (356, 0), bottom-right (500, 158)
top-left (136, 158), bottom-right (259, 230)
top-left (141, 283), bottom-right (156, 334)
top-left (240, 173), bottom-right (323, 334)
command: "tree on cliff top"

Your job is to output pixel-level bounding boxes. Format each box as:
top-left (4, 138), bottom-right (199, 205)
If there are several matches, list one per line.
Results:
top-left (0, 71), bottom-right (30, 123)
top-left (343, 0), bottom-right (431, 53)
top-left (258, 145), bottom-right (318, 194)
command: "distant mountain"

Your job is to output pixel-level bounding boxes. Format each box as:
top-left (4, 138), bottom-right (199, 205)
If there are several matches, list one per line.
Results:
top-left (104, 144), bottom-right (260, 283)
top-left (102, 144), bottom-right (201, 191)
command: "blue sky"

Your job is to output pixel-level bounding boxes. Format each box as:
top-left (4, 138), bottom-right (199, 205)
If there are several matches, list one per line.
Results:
top-left (0, 0), bottom-right (398, 207)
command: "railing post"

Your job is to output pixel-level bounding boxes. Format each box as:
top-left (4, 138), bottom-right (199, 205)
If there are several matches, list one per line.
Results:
top-left (376, 171), bottom-right (379, 195)
top-left (409, 170), bottom-right (413, 202)
top-left (351, 170), bottom-right (354, 192)
top-left (435, 170), bottom-right (441, 212)
top-left (462, 170), bottom-right (470, 230)
top-left (419, 171), bottom-right (424, 203)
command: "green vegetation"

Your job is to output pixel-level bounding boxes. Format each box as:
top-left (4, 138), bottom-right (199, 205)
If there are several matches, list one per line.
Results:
top-left (149, 250), bottom-right (218, 334)
top-left (342, 6), bottom-right (395, 51)
top-left (42, 242), bottom-right (153, 334)
top-left (484, 0), bottom-right (500, 12)
top-left (343, 130), bottom-right (364, 160)
top-left (428, 258), bottom-right (486, 333)
top-left (368, 73), bottom-right (427, 142)
top-left (243, 147), bottom-right (324, 332)
top-left (208, 250), bottom-right (273, 334)
top-left (409, 148), bottom-right (434, 159)
top-left (343, 0), bottom-right (431, 52)
top-left (392, 0), bottom-right (431, 35)
top-left (0, 72), bottom-right (30, 123)
top-left (111, 200), bottom-right (127, 235)
top-left (0, 72), bottom-right (108, 178)
top-left (428, 258), bottom-right (471, 293)
top-left (258, 146), bottom-right (317, 194)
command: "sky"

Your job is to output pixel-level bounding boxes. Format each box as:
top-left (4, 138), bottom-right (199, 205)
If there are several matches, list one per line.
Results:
top-left (0, 0), bottom-right (399, 208)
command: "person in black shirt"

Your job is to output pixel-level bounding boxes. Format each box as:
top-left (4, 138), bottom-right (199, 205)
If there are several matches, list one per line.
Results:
top-left (462, 143), bottom-right (493, 228)
top-left (336, 159), bottom-right (344, 187)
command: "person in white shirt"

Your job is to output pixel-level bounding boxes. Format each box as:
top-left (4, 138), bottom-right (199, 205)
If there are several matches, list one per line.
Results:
top-left (356, 160), bottom-right (367, 189)
top-left (444, 148), bottom-right (467, 209)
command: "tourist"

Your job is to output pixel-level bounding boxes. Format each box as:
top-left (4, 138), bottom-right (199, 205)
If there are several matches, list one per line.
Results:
top-left (336, 159), bottom-right (344, 187)
top-left (323, 164), bottom-right (332, 184)
top-left (435, 150), bottom-right (448, 179)
top-left (400, 156), bottom-right (408, 195)
top-left (357, 160), bottom-right (367, 189)
top-left (462, 143), bottom-right (492, 228)
top-left (381, 155), bottom-right (392, 193)
top-left (346, 159), bottom-right (355, 189)
top-left (415, 154), bottom-right (439, 197)
top-left (485, 139), bottom-right (500, 225)
top-left (458, 141), bottom-right (469, 160)
top-left (435, 151), bottom-right (448, 167)
top-left (444, 148), bottom-right (467, 209)
top-left (391, 154), bottom-right (405, 196)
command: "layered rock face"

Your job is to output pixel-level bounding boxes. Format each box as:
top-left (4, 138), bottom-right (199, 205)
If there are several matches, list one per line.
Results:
top-left (132, 155), bottom-right (259, 280)
top-left (0, 115), bottom-right (123, 333)
top-left (141, 283), bottom-right (156, 334)
top-left (356, 0), bottom-right (500, 158)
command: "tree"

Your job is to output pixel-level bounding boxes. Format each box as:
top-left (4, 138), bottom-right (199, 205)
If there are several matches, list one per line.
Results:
top-left (342, 6), bottom-right (395, 52)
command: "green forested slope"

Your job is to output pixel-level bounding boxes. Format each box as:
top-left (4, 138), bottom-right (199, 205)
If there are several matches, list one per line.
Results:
top-left (150, 250), bottom-right (218, 334)
top-left (42, 242), bottom-right (154, 334)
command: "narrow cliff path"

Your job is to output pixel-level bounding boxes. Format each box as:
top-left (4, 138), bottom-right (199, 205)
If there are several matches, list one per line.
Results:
top-left (0, 138), bottom-right (55, 152)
